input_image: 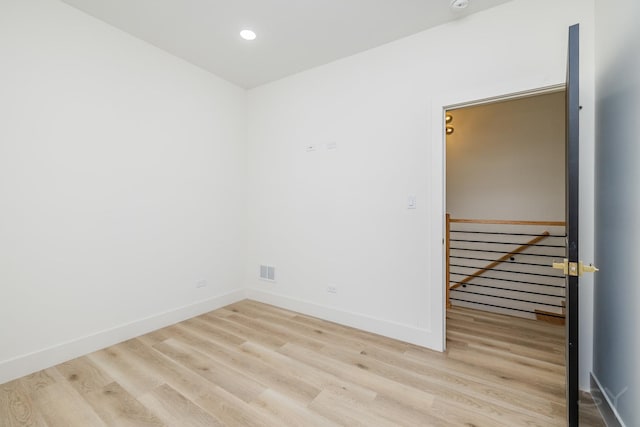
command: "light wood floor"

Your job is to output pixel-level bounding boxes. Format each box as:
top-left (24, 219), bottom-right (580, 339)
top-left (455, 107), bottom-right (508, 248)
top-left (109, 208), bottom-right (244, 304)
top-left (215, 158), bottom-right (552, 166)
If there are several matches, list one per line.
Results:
top-left (1, 301), bottom-right (605, 426)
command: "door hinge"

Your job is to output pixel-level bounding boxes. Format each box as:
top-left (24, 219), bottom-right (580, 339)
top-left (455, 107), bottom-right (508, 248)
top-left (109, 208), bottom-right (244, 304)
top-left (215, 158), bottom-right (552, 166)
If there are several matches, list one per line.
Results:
top-left (552, 259), bottom-right (599, 277)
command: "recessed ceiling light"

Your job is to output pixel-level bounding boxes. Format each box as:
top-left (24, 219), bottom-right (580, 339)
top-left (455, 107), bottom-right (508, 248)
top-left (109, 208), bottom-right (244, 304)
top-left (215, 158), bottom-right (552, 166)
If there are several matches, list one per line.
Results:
top-left (240, 29), bottom-right (257, 41)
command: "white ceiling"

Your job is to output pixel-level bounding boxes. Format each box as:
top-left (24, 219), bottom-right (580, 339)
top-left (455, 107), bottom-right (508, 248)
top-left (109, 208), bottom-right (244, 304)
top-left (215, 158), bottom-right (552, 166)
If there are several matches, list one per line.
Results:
top-left (60, 0), bottom-right (513, 89)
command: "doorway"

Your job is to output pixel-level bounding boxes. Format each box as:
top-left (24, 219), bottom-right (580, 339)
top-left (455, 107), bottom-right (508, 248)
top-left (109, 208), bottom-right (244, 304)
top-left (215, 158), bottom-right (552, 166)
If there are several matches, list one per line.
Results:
top-left (442, 88), bottom-right (574, 421)
top-left (440, 84), bottom-right (604, 426)
top-left (445, 91), bottom-right (567, 320)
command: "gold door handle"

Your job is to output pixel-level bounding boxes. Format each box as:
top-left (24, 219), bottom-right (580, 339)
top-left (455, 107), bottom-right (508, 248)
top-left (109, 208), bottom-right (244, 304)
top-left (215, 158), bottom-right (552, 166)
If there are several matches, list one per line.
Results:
top-left (553, 259), bottom-right (569, 275)
top-left (552, 259), bottom-right (599, 277)
top-left (581, 263), bottom-right (599, 274)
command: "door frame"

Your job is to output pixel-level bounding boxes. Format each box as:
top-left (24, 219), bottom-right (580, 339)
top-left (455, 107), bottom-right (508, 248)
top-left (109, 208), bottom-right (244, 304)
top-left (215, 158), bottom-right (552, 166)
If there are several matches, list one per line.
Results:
top-left (431, 83), bottom-right (566, 351)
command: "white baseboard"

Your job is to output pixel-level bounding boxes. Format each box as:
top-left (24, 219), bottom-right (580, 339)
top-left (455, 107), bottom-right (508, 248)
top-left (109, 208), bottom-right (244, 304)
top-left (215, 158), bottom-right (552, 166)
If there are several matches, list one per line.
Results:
top-left (590, 372), bottom-right (627, 427)
top-left (1, 288), bottom-right (442, 385)
top-left (0, 290), bottom-right (246, 385)
top-left (245, 288), bottom-right (442, 351)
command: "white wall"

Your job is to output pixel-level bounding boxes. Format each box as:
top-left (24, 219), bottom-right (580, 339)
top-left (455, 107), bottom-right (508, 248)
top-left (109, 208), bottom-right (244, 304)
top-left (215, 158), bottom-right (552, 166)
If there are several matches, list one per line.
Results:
top-left (447, 92), bottom-right (566, 221)
top-left (0, 0), bottom-right (247, 383)
top-left (247, 0), bottom-right (596, 388)
top-left (593, 0), bottom-right (640, 424)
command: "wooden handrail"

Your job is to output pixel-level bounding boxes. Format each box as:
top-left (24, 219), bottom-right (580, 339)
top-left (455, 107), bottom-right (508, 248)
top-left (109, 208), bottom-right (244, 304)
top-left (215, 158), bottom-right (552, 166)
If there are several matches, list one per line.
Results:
top-left (449, 218), bottom-right (565, 226)
top-left (449, 231), bottom-right (551, 290)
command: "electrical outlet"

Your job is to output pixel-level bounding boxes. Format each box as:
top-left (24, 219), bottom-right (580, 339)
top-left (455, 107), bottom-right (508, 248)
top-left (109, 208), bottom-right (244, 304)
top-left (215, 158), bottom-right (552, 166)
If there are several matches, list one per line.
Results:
top-left (196, 280), bottom-right (208, 288)
top-left (327, 285), bottom-right (338, 294)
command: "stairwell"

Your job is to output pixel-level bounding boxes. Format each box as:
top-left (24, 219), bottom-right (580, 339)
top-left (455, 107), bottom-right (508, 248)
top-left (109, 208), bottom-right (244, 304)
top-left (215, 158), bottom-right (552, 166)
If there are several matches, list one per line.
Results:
top-left (446, 215), bottom-right (567, 324)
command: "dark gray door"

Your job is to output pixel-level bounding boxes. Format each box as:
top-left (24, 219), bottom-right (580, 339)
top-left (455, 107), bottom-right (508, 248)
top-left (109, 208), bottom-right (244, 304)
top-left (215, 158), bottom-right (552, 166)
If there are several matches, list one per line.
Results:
top-left (565, 23), bottom-right (580, 427)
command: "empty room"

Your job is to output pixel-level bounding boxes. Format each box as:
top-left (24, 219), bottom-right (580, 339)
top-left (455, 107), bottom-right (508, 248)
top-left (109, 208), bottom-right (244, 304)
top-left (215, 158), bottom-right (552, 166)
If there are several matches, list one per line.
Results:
top-left (1, 0), bottom-right (638, 426)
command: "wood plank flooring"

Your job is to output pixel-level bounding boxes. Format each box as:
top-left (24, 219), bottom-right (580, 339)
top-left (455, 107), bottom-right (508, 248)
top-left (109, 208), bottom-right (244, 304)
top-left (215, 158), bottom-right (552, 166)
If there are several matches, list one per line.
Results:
top-left (0, 301), bottom-right (605, 426)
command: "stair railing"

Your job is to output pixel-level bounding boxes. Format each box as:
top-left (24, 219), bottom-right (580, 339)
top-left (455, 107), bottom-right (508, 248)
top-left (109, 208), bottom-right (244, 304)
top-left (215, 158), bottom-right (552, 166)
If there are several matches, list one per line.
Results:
top-left (446, 215), bottom-right (567, 321)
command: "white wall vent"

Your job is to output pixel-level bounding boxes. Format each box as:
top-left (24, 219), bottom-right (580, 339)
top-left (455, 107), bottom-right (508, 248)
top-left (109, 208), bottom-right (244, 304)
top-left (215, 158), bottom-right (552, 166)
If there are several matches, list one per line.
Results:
top-left (259, 265), bottom-right (275, 281)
